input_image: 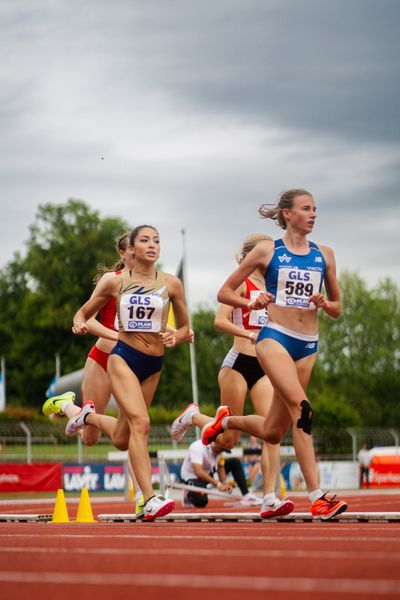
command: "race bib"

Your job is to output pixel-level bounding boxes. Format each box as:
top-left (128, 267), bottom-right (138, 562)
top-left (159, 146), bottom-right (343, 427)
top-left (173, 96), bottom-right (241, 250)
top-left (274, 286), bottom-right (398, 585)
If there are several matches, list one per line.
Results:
top-left (276, 268), bottom-right (321, 310)
top-left (248, 290), bottom-right (268, 327)
top-left (119, 293), bottom-right (164, 332)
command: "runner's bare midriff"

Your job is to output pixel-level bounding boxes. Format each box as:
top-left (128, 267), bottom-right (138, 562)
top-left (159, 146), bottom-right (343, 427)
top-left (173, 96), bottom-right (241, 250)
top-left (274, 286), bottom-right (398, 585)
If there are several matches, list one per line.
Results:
top-left (268, 304), bottom-right (319, 336)
top-left (119, 331), bottom-right (165, 356)
top-left (96, 338), bottom-right (118, 353)
top-left (233, 336), bottom-right (257, 356)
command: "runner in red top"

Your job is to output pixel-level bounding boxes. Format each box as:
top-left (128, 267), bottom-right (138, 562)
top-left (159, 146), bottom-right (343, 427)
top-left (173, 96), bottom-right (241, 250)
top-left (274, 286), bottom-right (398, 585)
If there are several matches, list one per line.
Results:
top-left (81, 233), bottom-right (134, 446)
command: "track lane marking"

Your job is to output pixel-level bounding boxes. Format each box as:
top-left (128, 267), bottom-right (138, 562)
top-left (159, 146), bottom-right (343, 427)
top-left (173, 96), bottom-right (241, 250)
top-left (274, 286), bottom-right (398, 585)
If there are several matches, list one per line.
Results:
top-left (1, 532), bottom-right (399, 543)
top-left (1, 546), bottom-right (400, 560)
top-left (0, 571), bottom-right (399, 595)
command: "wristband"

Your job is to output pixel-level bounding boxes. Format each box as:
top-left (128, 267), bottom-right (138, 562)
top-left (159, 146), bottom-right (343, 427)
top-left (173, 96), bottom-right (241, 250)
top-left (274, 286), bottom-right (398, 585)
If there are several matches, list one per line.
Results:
top-left (216, 481), bottom-right (222, 489)
top-left (247, 300), bottom-right (255, 309)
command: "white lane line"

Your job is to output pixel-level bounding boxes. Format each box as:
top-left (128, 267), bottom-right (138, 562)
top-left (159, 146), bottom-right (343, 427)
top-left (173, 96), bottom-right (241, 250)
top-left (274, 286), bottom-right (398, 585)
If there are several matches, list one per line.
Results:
top-left (0, 532), bottom-right (399, 543)
top-left (0, 571), bottom-right (399, 595)
top-left (0, 497), bottom-right (124, 506)
top-left (1, 546), bottom-right (400, 561)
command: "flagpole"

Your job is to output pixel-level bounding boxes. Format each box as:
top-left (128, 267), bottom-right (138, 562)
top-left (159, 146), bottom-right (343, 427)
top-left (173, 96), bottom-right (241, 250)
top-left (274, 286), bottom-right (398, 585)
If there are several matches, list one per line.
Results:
top-left (0, 357), bottom-right (5, 412)
top-left (55, 353), bottom-right (61, 380)
top-left (181, 229), bottom-right (200, 420)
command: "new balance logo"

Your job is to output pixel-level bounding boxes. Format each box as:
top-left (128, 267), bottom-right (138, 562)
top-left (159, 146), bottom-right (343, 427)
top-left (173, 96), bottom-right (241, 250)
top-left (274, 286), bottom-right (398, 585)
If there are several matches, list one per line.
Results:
top-left (314, 256), bottom-right (322, 263)
top-left (305, 343), bottom-right (316, 349)
top-left (278, 254), bottom-right (292, 263)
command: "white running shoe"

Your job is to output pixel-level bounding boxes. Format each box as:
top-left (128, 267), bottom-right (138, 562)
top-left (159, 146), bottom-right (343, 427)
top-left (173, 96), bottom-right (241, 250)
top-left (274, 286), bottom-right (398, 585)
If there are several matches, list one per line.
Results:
top-left (170, 403), bottom-right (199, 442)
top-left (144, 495), bottom-right (175, 521)
top-left (65, 402), bottom-right (95, 437)
top-left (260, 497), bottom-right (295, 519)
top-left (241, 492), bottom-right (263, 506)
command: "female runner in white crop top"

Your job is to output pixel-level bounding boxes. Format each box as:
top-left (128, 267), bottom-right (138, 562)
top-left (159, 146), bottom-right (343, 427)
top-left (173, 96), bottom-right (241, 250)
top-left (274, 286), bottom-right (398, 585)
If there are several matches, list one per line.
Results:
top-left (71, 225), bottom-right (190, 520)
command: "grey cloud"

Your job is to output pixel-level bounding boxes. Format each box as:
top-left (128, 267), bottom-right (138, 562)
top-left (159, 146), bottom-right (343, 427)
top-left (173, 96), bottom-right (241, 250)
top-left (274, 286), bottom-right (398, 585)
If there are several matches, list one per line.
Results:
top-left (0, 0), bottom-right (399, 304)
top-left (82, 0), bottom-right (399, 144)
top-left (4, 0), bottom-right (400, 143)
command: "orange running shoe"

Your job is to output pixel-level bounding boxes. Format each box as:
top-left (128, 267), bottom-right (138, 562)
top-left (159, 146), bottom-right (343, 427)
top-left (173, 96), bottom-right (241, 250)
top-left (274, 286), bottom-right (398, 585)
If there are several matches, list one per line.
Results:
top-left (201, 405), bottom-right (231, 445)
top-left (311, 493), bottom-right (348, 520)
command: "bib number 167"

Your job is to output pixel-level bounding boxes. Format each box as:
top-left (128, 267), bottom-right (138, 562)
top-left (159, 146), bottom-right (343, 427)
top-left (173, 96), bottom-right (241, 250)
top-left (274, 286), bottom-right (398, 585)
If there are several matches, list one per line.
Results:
top-left (128, 306), bottom-right (155, 319)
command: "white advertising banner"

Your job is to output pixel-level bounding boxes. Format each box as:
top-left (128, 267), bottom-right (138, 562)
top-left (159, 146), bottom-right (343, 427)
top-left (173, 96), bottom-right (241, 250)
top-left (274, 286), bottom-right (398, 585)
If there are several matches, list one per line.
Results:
top-left (288, 461), bottom-right (358, 490)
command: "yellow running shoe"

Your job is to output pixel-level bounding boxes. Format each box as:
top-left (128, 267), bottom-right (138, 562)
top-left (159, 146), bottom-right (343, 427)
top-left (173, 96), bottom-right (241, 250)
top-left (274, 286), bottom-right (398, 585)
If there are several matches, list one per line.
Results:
top-left (135, 494), bottom-right (145, 519)
top-left (42, 391), bottom-right (75, 416)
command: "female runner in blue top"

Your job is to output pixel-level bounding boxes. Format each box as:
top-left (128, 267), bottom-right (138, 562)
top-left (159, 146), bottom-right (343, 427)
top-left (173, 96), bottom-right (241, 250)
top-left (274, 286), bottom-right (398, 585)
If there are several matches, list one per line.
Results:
top-left (202, 189), bottom-right (348, 520)
top-left (171, 234), bottom-right (293, 517)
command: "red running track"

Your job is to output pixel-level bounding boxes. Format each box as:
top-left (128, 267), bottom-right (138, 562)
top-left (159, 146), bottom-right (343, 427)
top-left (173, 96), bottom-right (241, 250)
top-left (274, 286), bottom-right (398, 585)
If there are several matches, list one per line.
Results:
top-left (0, 491), bottom-right (400, 600)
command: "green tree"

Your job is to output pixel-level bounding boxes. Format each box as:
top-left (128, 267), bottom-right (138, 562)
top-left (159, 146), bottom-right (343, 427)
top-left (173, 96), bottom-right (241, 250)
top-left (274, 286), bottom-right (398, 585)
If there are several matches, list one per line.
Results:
top-left (192, 308), bottom-right (231, 408)
top-left (153, 341), bottom-right (191, 410)
top-left (153, 307), bottom-right (231, 413)
top-left (0, 199), bottom-right (130, 407)
top-left (312, 272), bottom-right (400, 426)
top-left (1, 204), bottom-right (399, 431)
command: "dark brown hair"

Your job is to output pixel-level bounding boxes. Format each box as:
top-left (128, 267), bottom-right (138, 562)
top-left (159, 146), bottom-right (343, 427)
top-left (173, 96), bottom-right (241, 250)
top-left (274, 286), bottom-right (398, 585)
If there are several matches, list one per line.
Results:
top-left (93, 231), bottom-right (131, 284)
top-left (130, 225), bottom-right (159, 246)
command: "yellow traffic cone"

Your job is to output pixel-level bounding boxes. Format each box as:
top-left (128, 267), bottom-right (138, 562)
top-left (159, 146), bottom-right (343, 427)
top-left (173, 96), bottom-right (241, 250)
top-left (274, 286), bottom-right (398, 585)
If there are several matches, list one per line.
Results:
top-left (75, 487), bottom-right (96, 523)
top-left (51, 489), bottom-right (70, 523)
top-left (280, 473), bottom-right (287, 499)
top-left (129, 478), bottom-right (135, 501)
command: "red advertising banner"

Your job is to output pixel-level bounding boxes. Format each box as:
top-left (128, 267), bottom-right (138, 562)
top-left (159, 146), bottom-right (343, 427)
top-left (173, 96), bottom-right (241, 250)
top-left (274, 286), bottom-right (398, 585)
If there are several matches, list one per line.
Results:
top-left (369, 456), bottom-right (400, 487)
top-left (0, 463), bottom-right (62, 492)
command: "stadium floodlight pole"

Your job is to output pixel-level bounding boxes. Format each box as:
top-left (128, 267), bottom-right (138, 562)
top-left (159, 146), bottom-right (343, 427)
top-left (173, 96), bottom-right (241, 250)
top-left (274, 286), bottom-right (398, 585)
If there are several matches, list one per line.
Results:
top-left (181, 229), bottom-right (200, 430)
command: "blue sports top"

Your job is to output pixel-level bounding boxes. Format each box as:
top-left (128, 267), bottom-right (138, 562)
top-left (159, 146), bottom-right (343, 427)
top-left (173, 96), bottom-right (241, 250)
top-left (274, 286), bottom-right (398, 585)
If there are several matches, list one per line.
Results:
top-left (265, 239), bottom-right (326, 310)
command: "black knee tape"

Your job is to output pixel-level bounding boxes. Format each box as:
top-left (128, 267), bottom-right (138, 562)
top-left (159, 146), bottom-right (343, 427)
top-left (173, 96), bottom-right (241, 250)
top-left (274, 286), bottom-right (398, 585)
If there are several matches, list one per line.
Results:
top-left (296, 400), bottom-right (313, 435)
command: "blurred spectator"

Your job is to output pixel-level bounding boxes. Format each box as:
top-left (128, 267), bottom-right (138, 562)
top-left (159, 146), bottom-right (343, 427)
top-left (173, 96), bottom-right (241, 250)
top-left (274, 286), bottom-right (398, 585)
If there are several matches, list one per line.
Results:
top-left (358, 443), bottom-right (371, 488)
top-left (180, 439), bottom-right (261, 508)
top-left (244, 435), bottom-right (263, 491)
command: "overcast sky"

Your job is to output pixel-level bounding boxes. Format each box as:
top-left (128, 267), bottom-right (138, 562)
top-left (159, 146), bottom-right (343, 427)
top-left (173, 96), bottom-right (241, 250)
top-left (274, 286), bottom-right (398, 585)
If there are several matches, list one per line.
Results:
top-left (1, 0), bottom-right (399, 308)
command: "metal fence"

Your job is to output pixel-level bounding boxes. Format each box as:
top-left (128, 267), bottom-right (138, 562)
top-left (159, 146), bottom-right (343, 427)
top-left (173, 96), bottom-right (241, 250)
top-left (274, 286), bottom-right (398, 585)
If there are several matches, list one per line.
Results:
top-left (0, 420), bottom-right (398, 465)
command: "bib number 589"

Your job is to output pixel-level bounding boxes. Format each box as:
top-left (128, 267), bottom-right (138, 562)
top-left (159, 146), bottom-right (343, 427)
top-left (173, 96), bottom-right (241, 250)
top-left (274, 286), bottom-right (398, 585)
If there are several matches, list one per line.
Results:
top-left (285, 281), bottom-right (313, 297)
